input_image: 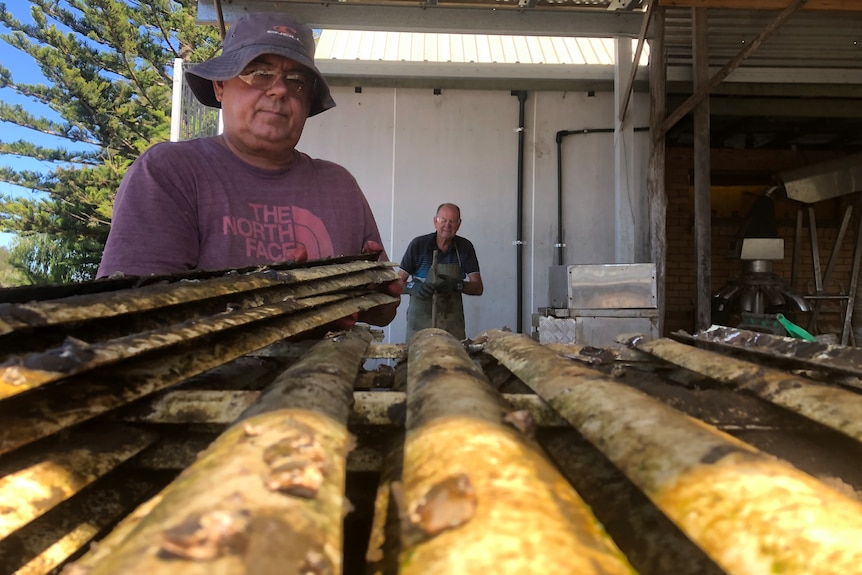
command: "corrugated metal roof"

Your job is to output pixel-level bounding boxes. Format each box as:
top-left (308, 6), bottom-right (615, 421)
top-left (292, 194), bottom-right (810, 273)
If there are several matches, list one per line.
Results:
top-left (200, 0), bottom-right (654, 45)
top-left (206, 0), bottom-right (862, 93)
top-left (316, 31), bottom-right (650, 66)
top-left (664, 8), bottom-right (862, 70)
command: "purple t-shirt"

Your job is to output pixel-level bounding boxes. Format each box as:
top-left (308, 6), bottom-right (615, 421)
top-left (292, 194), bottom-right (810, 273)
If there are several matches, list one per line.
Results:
top-left (97, 137), bottom-right (385, 277)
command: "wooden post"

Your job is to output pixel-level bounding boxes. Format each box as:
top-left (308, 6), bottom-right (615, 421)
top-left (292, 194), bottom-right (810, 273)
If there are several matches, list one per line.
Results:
top-left (648, 6), bottom-right (668, 335)
top-left (693, 7), bottom-right (712, 331)
top-left (841, 205), bottom-right (862, 345)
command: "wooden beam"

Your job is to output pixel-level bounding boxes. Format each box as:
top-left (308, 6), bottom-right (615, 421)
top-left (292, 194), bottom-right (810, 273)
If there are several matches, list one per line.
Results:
top-left (619, 0), bottom-right (655, 123)
top-left (660, 0), bottom-right (808, 136)
top-left (658, 0), bottom-right (861, 10)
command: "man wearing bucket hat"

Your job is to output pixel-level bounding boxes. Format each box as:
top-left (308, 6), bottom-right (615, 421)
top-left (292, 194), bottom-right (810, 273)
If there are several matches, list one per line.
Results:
top-left (97, 12), bottom-right (399, 326)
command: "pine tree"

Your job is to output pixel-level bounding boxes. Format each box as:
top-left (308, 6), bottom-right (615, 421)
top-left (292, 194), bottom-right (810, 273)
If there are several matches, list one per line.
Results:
top-left (0, 0), bottom-right (221, 283)
top-left (0, 245), bottom-right (26, 286)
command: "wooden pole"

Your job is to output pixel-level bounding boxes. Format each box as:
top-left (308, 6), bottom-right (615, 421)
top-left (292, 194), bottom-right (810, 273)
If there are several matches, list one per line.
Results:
top-left (399, 328), bottom-right (635, 575)
top-left (678, 325), bottom-right (862, 380)
top-left (648, 6), bottom-right (668, 335)
top-left (840, 202), bottom-right (862, 344)
top-left (66, 328), bottom-right (373, 575)
top-left (629, 336), bottom-right (862, 443)
top-left (0, 424), bottom-right (155, 540)
top-left (430, 250), bottom-right (439, 329)
top-left (2, 472), bottom-right (165, 575)
top-left (692, 7), bottom-right (712, 331)
top-left (619, 0), bottom-right (655, 124)
top-left (480, 329), bottom-right (862, 575)
top-left (807, 204), bottom-right (853, 333)
top-left (364, 438), bottom-right (404, 575)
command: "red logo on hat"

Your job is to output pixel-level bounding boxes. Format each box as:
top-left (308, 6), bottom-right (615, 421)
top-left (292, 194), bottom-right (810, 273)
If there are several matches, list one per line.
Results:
top-left (267, 25), bottom-right (303, 45)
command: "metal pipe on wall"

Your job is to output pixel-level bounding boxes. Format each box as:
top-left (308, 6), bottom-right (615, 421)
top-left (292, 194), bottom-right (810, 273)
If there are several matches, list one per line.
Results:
top-left (555, 127), bottom-right (649, 266)
top-left (513, 90), bottom-right (528, 333)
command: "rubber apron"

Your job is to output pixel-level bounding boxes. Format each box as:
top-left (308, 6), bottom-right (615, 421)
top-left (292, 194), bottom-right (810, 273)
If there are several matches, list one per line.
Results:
top-left (405, 260), bottom-right (466, 341)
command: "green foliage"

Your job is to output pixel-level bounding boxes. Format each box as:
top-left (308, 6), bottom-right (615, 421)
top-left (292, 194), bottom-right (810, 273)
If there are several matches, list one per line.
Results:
top-left (7, 233), bottom-right (100, 283)
top-left (0, 0), bottom-right (221, 283)
top-left (0, 245), bottom-right (27, 286)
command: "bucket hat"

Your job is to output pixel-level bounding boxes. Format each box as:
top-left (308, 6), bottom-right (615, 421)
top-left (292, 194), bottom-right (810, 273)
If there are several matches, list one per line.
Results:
top-left (184, 12), bottom-right (336, 117)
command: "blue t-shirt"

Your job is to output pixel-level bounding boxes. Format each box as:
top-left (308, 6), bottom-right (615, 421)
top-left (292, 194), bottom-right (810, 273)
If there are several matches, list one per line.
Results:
top-left (399, 232), bottom-right (480, 281)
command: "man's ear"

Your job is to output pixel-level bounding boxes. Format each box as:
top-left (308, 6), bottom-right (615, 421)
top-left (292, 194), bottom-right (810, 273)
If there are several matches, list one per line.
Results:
top-left (213, 80), bottom-right (224, 102)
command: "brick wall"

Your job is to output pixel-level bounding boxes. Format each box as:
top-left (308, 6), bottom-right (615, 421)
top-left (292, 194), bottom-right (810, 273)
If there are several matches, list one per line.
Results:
top-left (664, 148), bottom-right (857, 335)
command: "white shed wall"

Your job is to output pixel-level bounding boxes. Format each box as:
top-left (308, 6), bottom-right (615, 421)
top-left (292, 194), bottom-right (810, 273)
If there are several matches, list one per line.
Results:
top-left (298, 86), bottom-right (650, 343)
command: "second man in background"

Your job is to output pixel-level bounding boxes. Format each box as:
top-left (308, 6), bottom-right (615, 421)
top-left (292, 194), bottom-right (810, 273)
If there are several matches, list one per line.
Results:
top-left (399, 203), bottom-right (483, 340)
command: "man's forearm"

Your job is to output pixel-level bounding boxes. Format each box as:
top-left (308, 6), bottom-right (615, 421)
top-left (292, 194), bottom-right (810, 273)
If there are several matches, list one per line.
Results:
top-left (462, 273), bottom-right (484, 296)
top-left (359, 300), bottom-right (399, 326)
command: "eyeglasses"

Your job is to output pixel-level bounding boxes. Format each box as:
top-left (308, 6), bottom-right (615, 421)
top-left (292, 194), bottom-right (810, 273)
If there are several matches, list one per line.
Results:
top-left (236, 69), bottom-right (314, 96)
top-left (435, 217), bottom-right (461, 225)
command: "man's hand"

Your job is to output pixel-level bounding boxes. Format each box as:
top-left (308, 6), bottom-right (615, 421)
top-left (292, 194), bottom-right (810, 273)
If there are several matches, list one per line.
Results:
top-left (351, 241), bottom-right (399, 326)
top-left (404, 280), bottom-right (435, 299)
top-left (434, 274), bottom-right (463, 294)
top-left (362, 240), bottom-right (385, 258)
top-left (288, 245), bottom-right (308, 262)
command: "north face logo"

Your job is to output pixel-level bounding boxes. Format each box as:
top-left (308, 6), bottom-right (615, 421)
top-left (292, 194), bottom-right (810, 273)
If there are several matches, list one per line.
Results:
top-left (269, 25), bottom-right (302, 44)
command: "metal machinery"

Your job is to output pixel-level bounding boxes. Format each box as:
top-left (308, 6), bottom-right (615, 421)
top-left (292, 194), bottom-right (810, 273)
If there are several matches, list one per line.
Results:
top-left (3, 262), bottom-right (862, 574)
top-left (533, 263), bottom-right (659, 346)
top-left (712, 152), bottom-right (862, 344)
top-left (711, 193), bottom-right (810, 333)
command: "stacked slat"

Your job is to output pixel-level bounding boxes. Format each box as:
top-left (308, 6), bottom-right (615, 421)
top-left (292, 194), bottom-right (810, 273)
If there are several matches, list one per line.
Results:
top-left (3, 259), bottom-right (862, 575)
top-left (0, 257), bottom-right (399, 575)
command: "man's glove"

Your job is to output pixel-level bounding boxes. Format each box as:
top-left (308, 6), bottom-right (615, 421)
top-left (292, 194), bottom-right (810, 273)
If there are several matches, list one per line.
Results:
top-left (435, 274), bottom-right (464, 294)
top-left (404, 280), bottom-right (436, 299)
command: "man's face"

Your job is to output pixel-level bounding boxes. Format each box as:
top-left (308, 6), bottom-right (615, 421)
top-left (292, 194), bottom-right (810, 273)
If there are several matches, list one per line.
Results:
top-left (214, 54), bottom-right (313, 160)
top-left (434, 206), bottom-right (461, 241)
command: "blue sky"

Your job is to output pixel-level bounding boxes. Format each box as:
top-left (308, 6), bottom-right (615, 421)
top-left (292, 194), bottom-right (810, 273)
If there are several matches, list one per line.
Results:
top-left (0, 0), bottom-right (95, 248)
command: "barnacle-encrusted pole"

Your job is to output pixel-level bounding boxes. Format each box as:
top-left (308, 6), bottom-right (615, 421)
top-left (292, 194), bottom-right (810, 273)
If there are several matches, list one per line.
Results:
top-left (365, 438), bottom-right (405, 575)
top-left (1, 265), bottom-right (398, 398)
top-left (400, 328), bottom-right (635, 575)
top-left (683, 325), bottom-right (862, 376)
top-left (122, 390), bottom-right (566, 430)
top-left (629, 336), bottom-right (862, 443)
top-left (0, 259), bottom-right (394, 339)
top-left (0, 292), bottom-right (394, 456)
top-left (1, 472), bottom-right (164, 575)
top-left (0, 424), bottom-right (156, 540)
top-left (480, 329), bottom-right (862, 575)
top-left (68, 327), bottom-right (373, 575)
